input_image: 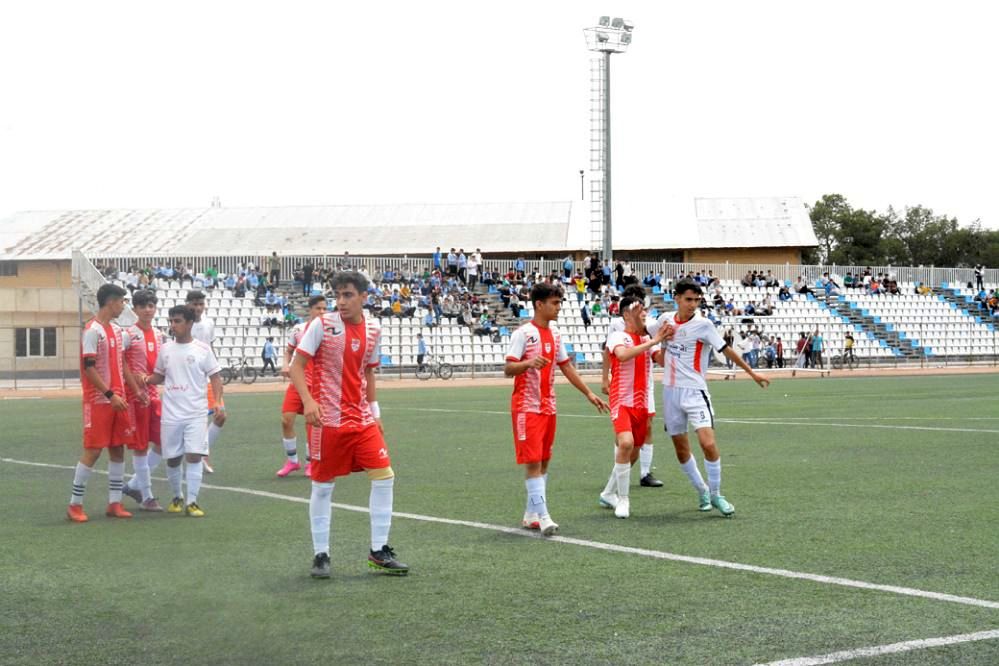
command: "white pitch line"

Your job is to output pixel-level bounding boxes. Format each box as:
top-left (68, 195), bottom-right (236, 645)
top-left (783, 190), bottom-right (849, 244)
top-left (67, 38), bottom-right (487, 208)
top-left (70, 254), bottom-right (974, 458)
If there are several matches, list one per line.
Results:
top-left (4, 456), bottom-right (999, 612)
top-left (717, 419), bottom-right (999, 434)
top-left (754, 628), bottom-right (999, 666)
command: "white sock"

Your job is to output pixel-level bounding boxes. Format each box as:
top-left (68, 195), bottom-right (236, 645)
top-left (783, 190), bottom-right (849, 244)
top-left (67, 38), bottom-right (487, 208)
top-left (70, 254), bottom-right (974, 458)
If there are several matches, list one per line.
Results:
top-left (526, 476), bottom-right (548, 518)
top-left (70, 462), bottom-right (93, 505)
top-left (147, 449), bottom-right (162, 476)
top-left (186, 461), bottom-right (204, 504)
top-left (369, 477), bottom-right (394, 551)
top-left (167, 464), bottom-right (183, 500)
top-left (108, 461), bottom-right (124, 503)
top-left (680, 455), bottom-right (709, 493)
top-left (639, 444), bottom-right (654, 477)
top-left (614, 462), bottom-right (631, 498)
top-left (310, 482), bottom-right (335, 555)
top-left (282, 437), bottom-right (299, 464)
top-left (132, 455), bottom-right (152, 501)
top-left (206, 422), bottom-right (223, 450)
top-left (705, 458), bottom-right (722, 496)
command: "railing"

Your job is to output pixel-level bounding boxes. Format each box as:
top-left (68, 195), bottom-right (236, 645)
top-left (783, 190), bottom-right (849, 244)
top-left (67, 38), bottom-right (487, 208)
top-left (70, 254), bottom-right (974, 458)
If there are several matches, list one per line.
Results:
top-left (72, 250), bottom-right (137, 326)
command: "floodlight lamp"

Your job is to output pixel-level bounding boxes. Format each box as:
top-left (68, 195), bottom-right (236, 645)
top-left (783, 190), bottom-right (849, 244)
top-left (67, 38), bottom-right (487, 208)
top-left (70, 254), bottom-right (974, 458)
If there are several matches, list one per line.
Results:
top-left (622, 19), bottom-right (634, 32)
top-left (595, 31), bottom-right (610, 43)
top-left (611, 17), bottom-right (624, 29)
top-left (620, 33), bottom-right (632, 45)
top-left (598, 16), bottom-right (610, 26)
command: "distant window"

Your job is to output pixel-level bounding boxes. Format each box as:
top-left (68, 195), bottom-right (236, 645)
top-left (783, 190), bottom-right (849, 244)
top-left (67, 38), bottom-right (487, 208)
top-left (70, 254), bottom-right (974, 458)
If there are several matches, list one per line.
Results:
top-left (0, 262), bottom-right (17, 276)
top-left (14, 327), bottom-right (57, 358)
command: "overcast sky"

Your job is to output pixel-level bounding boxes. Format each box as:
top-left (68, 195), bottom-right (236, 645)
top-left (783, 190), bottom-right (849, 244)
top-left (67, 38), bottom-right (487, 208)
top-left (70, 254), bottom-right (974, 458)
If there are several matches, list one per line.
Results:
top-left (1, 0), bottom-right (996, 234)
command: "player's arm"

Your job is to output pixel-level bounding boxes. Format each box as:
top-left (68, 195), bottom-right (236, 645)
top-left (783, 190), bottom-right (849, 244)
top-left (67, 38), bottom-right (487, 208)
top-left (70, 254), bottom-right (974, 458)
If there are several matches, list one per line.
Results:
top-left (144, 371), bottom-right (165, 386)
top-left (721, 346), bottom-right (770, 388)
top-left (504, 356), bottom-right (548, 377)
top-left (558, 361), bottom-right (609, 413)
top-left (82, 362), bottom-right (128, 411)
top-left (281, 341), bottom-right (295, 378)
top-left (209, 370), bottom-right (226, 425)
top-left (122, 363), bottom-right (149, 406)
top-left (365, 365), bottom-right (383, 432)
top-left (600, 347), bottom-right (610, 395)
top-left (289, 352), bottom-right (320, 426)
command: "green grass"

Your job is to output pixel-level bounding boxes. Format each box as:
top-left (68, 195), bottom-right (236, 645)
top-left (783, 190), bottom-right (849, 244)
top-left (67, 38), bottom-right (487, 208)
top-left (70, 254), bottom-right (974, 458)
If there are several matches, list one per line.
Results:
top-left (1, 374), bottom-right (998, 665)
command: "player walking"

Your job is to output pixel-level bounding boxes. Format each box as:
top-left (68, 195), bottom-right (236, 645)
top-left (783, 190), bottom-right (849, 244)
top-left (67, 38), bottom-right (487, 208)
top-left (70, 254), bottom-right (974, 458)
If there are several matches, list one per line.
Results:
top-left (67, 284), bottom-right (141, 522)
top-left (289, 272), bottom-right (408, 579)
top-left (186, 290), bottom-right (225, 473)
top-left (659, 279), bottom-right (769, 517)
top-left (120, 289), bottom-right (166, 511)
top-left (275, 294), bottom-right (327, 478)
top-left (505, 282), bottom-right (609, 536)
top-left (144, 305), bottom-right (224, 517)
top-left (598, 296), bottom-right (671, 518)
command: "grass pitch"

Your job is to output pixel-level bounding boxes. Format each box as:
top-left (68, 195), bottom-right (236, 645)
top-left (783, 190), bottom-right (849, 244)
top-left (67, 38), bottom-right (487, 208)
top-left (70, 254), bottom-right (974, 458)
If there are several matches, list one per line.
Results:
top-left (1, 374), bottom-right (998, 665)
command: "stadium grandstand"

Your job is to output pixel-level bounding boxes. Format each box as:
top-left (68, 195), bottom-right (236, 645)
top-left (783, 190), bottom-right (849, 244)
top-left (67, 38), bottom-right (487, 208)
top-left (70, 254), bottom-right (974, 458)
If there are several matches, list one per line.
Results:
top-left (1, 198), bottom-right (997, 381)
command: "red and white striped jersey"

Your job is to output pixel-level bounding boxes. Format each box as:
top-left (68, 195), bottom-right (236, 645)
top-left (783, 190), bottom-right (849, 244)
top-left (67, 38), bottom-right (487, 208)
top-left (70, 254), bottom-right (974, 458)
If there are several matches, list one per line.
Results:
top-left (605, 315), bottom-right (657, 412)
top-left (295, 312), bottom-right (381, 431)
top-left (654, 313), bottom-right (727, 391)
top-left (123, 324), bottom-right (163, 403)
top-left (80, 319), bottom-right (126, 405)
top-left (607, 329), bottom-right (651, 417)
top-left (287, 321), bottom-right (314, 391)
top-left (505, 322), bottom-right (570, 415)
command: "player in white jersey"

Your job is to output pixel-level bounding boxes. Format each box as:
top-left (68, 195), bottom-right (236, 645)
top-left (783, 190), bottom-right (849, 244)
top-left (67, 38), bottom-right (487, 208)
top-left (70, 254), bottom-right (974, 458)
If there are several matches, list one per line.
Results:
top-left (144, 305), bottom-right (224, 517)
top-left (186, 290), bottom-right (225, 474)
top-left (602, 285), bottom-right (663, 488)
top-left (653, 279), bottom-right (769, 517)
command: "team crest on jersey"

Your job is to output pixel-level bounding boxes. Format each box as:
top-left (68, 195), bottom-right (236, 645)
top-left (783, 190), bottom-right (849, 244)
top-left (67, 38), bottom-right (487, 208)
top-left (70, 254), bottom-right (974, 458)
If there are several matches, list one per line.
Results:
top-left (351, 339), bottom-right (361, 352)
top-left (147, 342), bottom-right (155, 352)
top-left (186, 355), bottom-right (196, 364)
top-left (544, 342), bottom-right (552, 354)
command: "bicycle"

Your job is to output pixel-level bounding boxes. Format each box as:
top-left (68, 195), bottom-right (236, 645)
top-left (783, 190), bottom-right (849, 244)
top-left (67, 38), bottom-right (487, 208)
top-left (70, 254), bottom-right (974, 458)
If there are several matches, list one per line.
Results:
top-left (220, 357), bottom-right (259, 384)
top-left (415, 354), bottom-right (453, 380)
top-left (830, 350), bottom-right (859, 371)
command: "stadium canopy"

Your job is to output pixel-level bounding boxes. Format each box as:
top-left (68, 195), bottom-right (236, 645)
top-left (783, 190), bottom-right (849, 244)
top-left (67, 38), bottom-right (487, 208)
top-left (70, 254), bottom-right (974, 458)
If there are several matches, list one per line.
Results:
top-left (0, 197), bottom-right (815, 260)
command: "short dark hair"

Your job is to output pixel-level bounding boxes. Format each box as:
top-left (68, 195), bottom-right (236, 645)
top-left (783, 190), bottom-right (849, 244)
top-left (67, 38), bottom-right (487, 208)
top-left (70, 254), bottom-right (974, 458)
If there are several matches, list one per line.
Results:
top-left (530, 282), bottom-right (563, 307)
top-left (308, 295), bottom-right (327, 308)
top-left (168, 305), bottom-right (195, 321)
top-left (185, 290), bottom-right (206, 303)
top-left (96, 283), bottom-right (127, 307)
top-left (619, 295), bottom-right (643, 314)
top-left (673, 279), bottom-right (703, 297)
top-left (623, 284), bottom-right (646, 299)
top-left (131, 289), bottom-right (158, 307)
top-left (330, 271), bottom-right (369, 294)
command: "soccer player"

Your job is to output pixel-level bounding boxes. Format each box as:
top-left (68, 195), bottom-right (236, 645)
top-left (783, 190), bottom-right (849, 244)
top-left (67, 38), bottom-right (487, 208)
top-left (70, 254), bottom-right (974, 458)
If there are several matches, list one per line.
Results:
top-left (186, 290), bottom-right (225, 473)
top-left (144, 305), bottom-right (224, 517)
top-left (121, 289), bottom-right (166, 511)
top-left (275, 294), bottom-right (327, 478)
top-left (598, 296), bottom-right (671, 518)
top-left (505, 282), bottom-right (609, 536)
top-left (67, 283), bottom-right (142, 522)
top-left (659, 279), bottom-right (769, 517)
top-left (601, 284), bottom-right (663, 488)
top-left (289, 271), bottom-right (408, 579)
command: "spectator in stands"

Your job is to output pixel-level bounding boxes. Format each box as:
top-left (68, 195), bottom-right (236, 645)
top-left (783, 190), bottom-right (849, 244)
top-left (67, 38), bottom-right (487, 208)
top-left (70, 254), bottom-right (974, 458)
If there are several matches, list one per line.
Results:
top-left (820, 272), bottom-right (841, 296)
top-left (261, 337), bottom-right (278, 376)
top-left (886, 277), bottom-right (900, 295)
top-left (457, 249), bottom-right (468, 284)
top-left (607, 295), bottom-right (620, 316)
top-left (987, 291), bottom-right (998, 316)
top-left (581, 301), bottom-right (591, 328)
top-left (741, 271), bottom-right (753, 288)
top-left (811, 329), bottom-right (824, 368)
top-left (724, 299), bottom-right (741, 316)
top-left (269, 252), bottom-right (281, 285)
top-left (759, 295), bottom-right (774, 316)
top-left (843, 272), bottom-right (855, 289)
top-left (975, 264), bottom-right (985, 292)
top-left (744, 301), bottom-right (756, 316)
top-left (712, 288), bottom-right (725, 310)
top-left (796, 332), bottom-right (810, 368)
top-left (775, 336), bottom-right (785, 368)
top-left (795, 275), bottom-right (814, 295)
top-left (562, 255), bottom-right (574, 280)
top-left (869, 276), bottom-right (883, 295)
top-left (573, 272), bottom-right (587, 303)
top-left (764, 336), bottom-right (777, 368)
top-left (778, 286), bottom-right (792, 302)
top-left (749, 330), bottom-right (762, 368)
top-left (447, 248), bottom-right (458, 277)
top-left (916, 281), bottom-right (932, 296)
top-left (224, 273), bottom-right (236, 290)
top-left (181, 265), bottom-right (195, 287)
top-left (764, 271), bottom-right (779, 288)
top-left (723, 329), bottom-right (735, 369)
top-left (234, 276), bottom-right (247, 298)
top-left (302, 261), bottom-right (315, 296)
top-left (433, 247), bottom-right (442, 272)
top-left (737, 332), bottom-right (753, 367)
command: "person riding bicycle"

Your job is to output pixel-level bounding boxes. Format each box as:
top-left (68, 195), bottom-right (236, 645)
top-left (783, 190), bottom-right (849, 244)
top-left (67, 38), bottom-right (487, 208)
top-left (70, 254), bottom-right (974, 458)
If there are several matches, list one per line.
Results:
top-left (843, 332), bottom-right (855, 363)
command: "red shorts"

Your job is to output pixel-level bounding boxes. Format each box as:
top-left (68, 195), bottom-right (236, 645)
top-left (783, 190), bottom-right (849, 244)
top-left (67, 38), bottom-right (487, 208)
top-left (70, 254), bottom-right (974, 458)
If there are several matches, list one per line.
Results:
top-left (129, 399), bottom-right (162, 451)
top-left (511, 412), bottom-right (557, 465)
top-left (83, 401), bottom-right (136, 449)
top-left (281, 384), bottom-right (304, 415)
top-left (612, 406), bottom-right (649, 447)
top-left (307, 424), bottom-right (391, 482)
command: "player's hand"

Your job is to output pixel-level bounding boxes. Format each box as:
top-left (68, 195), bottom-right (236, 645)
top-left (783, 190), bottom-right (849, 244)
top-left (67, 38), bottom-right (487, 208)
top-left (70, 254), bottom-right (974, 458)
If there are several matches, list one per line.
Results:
top-left (138, 392), bottom-right (151, 407)
top-left (600, 379), bottom-right (610, 395)
top-left (651, 350), bottom-right (664, 366)
top-left (110, 394), bottom-right (128, 412)
top-left (587, 392), bottom-right (610, 413)
top-left (280, 367), bottom-right (291, 379)
top-left (652, 323), bottom-right (672, 344)
top-left (303, 399), bottom-right (323, 427)
top-left (751, 373), bottom-right (770, 389)
top-left (527, 356), bottom-right (550, 369)
top-left (213, 409), bottom-right (227, 426)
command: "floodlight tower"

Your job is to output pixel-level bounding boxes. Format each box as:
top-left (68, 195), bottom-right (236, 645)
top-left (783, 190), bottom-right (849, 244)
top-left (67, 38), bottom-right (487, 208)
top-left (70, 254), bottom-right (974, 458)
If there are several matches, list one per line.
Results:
top-left (584, 17), bottom-right (633, 264)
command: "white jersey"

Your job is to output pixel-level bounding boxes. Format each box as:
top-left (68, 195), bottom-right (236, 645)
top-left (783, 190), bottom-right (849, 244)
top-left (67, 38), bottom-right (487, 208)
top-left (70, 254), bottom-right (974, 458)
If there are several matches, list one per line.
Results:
top-left (155, 339), bottom-right (222, 423)
top-left (655, 313), bottom-right (727, 391)
top-left (192, 317), bottom-right (216, 347)
top-left (605, 315), bottom-right (658, 413)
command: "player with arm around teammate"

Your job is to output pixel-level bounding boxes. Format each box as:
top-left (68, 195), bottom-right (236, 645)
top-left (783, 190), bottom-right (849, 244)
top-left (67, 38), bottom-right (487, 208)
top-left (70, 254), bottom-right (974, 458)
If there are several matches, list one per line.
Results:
top-left (660, 279), bottom-right (769, 517)
top-left (275, 294), bottom-right (327, 478)
top-left (290, 272), bottom-right (408, 579)
top-left (186, 290), bottom-right (225, 474)
top-left (504, 282), bottom-right (609, 536)
top-left (144, 305), bottom-right (225, 518)
top-left (598, 296), bottom-right (671, 518)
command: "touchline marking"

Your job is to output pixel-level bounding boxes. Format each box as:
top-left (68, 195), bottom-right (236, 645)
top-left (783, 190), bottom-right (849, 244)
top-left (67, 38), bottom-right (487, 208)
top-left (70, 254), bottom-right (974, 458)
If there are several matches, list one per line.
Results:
top-left (4, 456), bottom-right (999, 612)
top-left (753, 628), bottom-right (999, 666)
top-left (717, 419), bottom-right (999, 435)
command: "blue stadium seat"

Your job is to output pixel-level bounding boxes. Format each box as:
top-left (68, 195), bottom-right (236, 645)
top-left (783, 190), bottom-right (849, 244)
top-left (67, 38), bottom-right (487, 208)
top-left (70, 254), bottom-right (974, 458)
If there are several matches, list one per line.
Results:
top-left (652, 286), bottom-right (661, 294)
top-left (380, 354), bottom-right (393, 366)
top-left (576, 352), bottom-right (586, 364)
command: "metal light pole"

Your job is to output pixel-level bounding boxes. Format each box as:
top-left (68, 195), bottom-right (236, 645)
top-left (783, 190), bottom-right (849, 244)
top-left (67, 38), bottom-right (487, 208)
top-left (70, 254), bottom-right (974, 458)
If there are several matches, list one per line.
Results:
top-left (584, 17), bottom-right (633, 265)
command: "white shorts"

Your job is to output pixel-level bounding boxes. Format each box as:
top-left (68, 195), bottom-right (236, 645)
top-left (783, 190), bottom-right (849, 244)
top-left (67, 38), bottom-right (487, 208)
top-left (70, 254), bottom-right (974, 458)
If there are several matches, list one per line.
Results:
top-left (662, 386), bottom-right (715, 436)
top-left (161, 420), bottom-right (209, 459)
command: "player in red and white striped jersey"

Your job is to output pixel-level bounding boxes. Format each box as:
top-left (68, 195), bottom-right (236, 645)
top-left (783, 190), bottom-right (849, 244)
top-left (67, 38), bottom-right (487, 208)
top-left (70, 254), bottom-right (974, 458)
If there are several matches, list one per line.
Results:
top-left (598, 296), bottom-right (671, 518)
top-left (120, 289), bottom-right (166, 511)
top-left (504, 282), bottom-right (609, 536)
top-left (655, 279), bottom-right (769, 517)
top-left (275, 294), bottom-right (327, 478)
top-left (290, 272), bottom-right (408, 578)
